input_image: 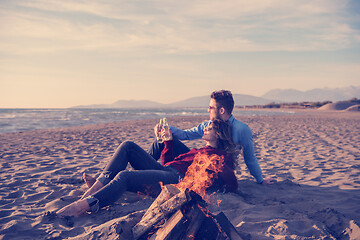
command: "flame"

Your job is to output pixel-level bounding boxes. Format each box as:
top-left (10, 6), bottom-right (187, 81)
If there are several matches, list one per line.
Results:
top-left (175, 153), bottom-right (224, 200)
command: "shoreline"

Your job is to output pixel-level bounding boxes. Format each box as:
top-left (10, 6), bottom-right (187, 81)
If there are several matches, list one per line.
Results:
top-left (0, 107), bottom-right (306, 135)
top-left (1, 107), bottom-right (358, 136)
top-left (0, 112), bottom-right (359, 239)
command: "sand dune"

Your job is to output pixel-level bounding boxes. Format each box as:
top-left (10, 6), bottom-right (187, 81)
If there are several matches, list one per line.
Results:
top-left (0, 112), bottom-right (359, 239)
top-left (344, 105), bottom-right (360, 112)
top-left (319, 101), bottom-right (360, 111)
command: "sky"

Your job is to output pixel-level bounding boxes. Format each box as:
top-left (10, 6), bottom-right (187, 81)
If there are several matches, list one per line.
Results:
top-left (1, 0), bottom-right (360, 108)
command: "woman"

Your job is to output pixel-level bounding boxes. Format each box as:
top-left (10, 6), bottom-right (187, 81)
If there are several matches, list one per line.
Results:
top-left (57, 119), bottom-right (238, 217)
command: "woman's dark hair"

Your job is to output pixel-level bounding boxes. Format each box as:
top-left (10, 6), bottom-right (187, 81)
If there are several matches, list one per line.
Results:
top-left (210, 119), bottom-right (237, 166)
top-left (210, 90), bottom-right (234, 114)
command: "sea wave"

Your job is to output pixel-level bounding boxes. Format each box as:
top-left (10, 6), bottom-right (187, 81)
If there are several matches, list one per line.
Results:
top-left (0, 108), bottom-right (293, 134)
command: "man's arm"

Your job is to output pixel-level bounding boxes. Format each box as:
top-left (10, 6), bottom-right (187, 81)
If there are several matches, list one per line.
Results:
top-left (235, 123), bottom-right (264, 184)
top-left (169, 121), bottom-right (210, 140)
top-left (242, 139), bottom-right (264, 184)
top-left (242, 135), bottom-right (274, 184)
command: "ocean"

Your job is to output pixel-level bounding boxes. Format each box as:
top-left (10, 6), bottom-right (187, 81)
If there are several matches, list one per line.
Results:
top-left (0, 108), bottom-right (294, 134)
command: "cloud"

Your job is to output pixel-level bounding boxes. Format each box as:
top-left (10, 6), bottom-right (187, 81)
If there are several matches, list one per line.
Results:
top-left (0, 0), bottom-right (359, 55)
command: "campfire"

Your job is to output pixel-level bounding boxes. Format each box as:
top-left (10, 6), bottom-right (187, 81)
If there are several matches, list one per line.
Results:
top-left (132, 185), bottom-right (242, 240)
top-left (131, 153), bottom-right (242, 240)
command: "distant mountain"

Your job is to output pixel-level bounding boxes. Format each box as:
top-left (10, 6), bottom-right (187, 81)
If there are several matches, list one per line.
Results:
top-left (71, 94), bottom-right (273, 109)
top-left (169, 94), bottom-right (272, 107)
top-left (71, 86), bottom-right (359, 109)
top-left (72, 100), bottom-right (166, 109)
top-left (262, 86), bottom-right (360, 102)
top-left (111, 100), bottom-right (165, 108)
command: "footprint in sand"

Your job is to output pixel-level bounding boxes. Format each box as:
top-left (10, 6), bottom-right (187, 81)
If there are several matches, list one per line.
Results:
top-left (53, 167), bottom-right (78, 175)
top-left (0, 199), bottom-right (14, 206)
top-left (4, 190), bottom-right (24, 199)
top-left (24, 191), bottom-right (52, 202)
top-left (0, 209), bottom-right (13, 218)
top-left (1, 162), bottom-right (11, 168)
top-left (50, 177), bottom-right (83, 185)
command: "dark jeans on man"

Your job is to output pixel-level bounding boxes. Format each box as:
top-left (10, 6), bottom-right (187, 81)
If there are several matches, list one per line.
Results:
top-left (88, 141), bottom-right (182, 211)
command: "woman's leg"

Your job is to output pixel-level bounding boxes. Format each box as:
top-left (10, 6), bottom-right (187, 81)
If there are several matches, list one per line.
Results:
top-left (90, 168), bottom-right (180, 210)
top-left (81, 180), bottom-right (104, 199)
top-left (58, 168), bottom-right (180, 217)
top-left (57, 198), bottom-right (90, 217)
top-left (83, 173), bottom-right (96, 188)
top-left (82, 141), bottom-right (164, 199)
top-left (101, 141), bottom-right (165, 181)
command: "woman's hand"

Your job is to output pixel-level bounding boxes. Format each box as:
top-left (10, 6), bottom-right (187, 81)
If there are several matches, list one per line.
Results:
top-left (153, 124), bottom-right (161, 138)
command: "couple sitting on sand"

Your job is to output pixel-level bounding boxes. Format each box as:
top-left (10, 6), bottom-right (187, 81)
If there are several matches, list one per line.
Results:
top-left (57, 90), bottom-right (273, 217)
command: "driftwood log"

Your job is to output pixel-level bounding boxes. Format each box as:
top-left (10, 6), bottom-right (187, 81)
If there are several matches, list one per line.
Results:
top-left (132, 185), bottom-right (242, 240)
top-left (132, 185), bottom-right (190, 239)
top-left (148, 203), bottom-right (205, 240)
top-left (146, 203), bottom-right (243, 240)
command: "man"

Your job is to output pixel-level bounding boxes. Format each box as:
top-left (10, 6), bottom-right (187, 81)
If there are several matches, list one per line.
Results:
top-left (149, 90), bottom-right (273, 184)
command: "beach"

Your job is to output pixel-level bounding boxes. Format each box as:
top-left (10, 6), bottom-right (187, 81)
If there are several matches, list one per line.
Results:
top-left (0, 111), bottom-right (359, 239)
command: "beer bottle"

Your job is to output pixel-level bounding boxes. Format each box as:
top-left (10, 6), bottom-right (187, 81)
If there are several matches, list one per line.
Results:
top-left (162, 118), bottom-right (172, 141)
top-left (156, 118), bottom-right (164, 143)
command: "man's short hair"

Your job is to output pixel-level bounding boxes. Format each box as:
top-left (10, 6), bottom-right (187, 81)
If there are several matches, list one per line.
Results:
top-left (211, 90), bottom-right (234, 114)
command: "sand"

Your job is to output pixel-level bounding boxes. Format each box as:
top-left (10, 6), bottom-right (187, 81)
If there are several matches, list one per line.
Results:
top-left (0, 111), bottom-right (359, 239)
top-left (318, 101), bottom-right (360, 111)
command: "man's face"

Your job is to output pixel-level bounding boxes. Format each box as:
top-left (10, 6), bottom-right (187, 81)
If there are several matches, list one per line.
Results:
top-left (208, 99), bottom-right (221, 121)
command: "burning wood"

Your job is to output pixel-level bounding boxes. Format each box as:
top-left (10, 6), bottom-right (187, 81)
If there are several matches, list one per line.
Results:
top-left (132, 185), bottom-right (242, 240)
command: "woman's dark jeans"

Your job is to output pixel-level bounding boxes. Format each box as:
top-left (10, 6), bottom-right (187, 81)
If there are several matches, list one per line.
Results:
top-left (89, 141), bottom-right (182, 210)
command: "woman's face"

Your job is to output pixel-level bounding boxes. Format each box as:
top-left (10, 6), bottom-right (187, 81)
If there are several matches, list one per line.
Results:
top-left (202, 123), bottom-right (218, 142)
